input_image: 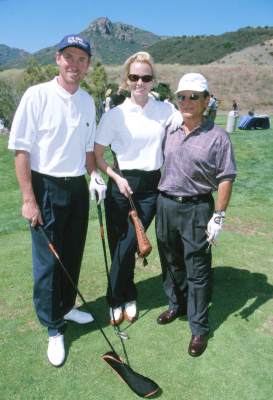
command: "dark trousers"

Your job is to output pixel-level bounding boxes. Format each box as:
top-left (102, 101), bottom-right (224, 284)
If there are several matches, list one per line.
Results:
top-left (156, 194), bottom-right (214, 335)
top-left (30, 171), bottom-right (89, 334)
top-left (105, 170), bottom-right (160, 308)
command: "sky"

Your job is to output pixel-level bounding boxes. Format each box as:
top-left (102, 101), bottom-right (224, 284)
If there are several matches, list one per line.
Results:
top-left (1, 0), bottom-right (273, 53)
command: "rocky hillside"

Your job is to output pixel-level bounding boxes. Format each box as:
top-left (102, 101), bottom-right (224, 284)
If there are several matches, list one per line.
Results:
top-left (0, 17), bottom-right (161, 68)
top-left (147, 27), bottom-right (273, 65)
top-left (1, 20), bottom-right (273, 69)
top-left (212, 38), bottom-right (273, 65)
top-left (0, 44), bottom-right (30, 70)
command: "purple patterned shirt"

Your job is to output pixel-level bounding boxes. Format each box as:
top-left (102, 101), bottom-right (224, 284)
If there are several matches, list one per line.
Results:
top-left (158, 118), bottom-right (237, 196)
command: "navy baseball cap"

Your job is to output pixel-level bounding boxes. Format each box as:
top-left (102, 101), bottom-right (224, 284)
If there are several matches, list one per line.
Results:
top-left (57, 34), bottom-right (91, 56)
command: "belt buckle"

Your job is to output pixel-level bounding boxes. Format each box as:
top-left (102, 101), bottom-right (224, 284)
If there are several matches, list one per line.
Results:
top-left (176, 196), bottom-right (184, 203)
top-left (64, 177), bottom-right (71, 181)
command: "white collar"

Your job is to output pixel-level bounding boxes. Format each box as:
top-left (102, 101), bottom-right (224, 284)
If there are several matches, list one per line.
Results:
top-left (52, 76), bottom-right (80, 99)
top-left (122, 96), bottom-right (154, 111)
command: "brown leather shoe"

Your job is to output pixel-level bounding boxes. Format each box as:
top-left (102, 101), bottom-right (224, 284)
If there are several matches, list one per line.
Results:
top-left (188, 335), bottom-right (207, 357)
top-left (157, 308), bottom-right (186, 325)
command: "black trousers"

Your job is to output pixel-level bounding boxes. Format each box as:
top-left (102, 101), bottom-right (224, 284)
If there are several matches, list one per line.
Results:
top-left (156, 193), bottom-right (214, 335)
top-left (105, 170), bottom-right (160, 308)
top-left (30, 171), bottom-right (89, 333)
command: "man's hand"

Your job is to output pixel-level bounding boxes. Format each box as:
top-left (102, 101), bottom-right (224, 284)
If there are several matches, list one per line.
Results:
top-left (89, 171), bottom-right (107, 204)
top-left (22, 199), bottom-right (43, 227)
top-left (206, 212), bottom-right (225, 244)
top-left (166, 110), bottom-right (183, 132)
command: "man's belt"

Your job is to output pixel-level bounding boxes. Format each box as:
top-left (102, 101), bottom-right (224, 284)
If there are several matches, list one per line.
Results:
top-left (160, 192), bottom-right (212, 204)
top-left (32, 171), bottom-right (85, 182)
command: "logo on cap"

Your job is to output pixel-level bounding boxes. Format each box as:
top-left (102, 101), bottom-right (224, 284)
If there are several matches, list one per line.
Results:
top-left (68, 36), bottom-right (87, 48)
top-left (58, 34), bottom-right (91, 56)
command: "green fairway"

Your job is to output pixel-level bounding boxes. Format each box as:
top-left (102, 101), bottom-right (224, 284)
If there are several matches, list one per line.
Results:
top-left (1, 116), bottom-right (273, 400)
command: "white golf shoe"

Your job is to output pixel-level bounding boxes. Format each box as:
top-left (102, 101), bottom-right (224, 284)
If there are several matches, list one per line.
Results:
top-left (110, 306), bottom-right (123, 326)
top-left (47, 334), bottom-right (65, 367)
top-left (64, 308), bottom-right (94, 324)
top-left (124, 301), bottom-right (138, 322)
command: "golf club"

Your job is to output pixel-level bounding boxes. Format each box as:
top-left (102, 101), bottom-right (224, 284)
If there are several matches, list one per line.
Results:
top-left (96, 199), bottom-right (129, 343)
top-left (37, 224), bottom-right (160, 398)
top-left (111, 150), bottom-right (152, 263)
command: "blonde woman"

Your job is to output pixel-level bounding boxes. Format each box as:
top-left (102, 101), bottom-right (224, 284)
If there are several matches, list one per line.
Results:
top-left (94, 52), bottom-right (174, 325)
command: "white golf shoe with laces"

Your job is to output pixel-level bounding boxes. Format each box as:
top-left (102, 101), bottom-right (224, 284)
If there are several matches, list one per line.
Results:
top-left (124, 301), bottom-right (138, 322)
top-left (64, 308), bottom-right (94, 324)
top-left (47, 334), bottom-right (65, 367)
top-left (109, 306), bottom-right (123, 325)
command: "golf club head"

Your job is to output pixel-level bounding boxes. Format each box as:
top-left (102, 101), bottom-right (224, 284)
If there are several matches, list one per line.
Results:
top-left (116, 330), bottom-right (129, 340)
top-left (102, 351), bottom-right (160, 398)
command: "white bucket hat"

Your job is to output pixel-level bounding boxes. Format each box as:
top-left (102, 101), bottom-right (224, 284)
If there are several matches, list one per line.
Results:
top-left (175, 73), bottom-right (208, 93)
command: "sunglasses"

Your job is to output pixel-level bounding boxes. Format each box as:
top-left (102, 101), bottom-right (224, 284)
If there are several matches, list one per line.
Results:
top-left (177, 93), bottom-right (202, 101)
top-left (128, 74), bottom-right (153, 83)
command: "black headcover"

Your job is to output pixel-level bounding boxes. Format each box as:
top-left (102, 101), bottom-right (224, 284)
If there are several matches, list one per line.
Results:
top-left (102, 351), bottom-right (160, 398)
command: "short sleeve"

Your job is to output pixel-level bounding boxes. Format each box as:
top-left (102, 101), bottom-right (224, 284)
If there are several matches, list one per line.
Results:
top-left (216, 133), bottom-right (237, 182)
top-left (85, 96), bottom-right (96, 152)
top-left (95, 109), bottom-right (117, 146)
top-left (8, 88), bottom-right (38, 152)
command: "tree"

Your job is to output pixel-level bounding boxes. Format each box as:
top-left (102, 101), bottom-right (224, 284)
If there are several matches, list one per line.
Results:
top-left (19, 58), bottom-right (58, 95)
top-left (152, 82), bottom-right (173, 101)
top-left (0, 59), bottom-right (57, 129)
top-left (84, 60), bottom-right (108, 122)
top-left (0, 80), bottom-right (19, 129)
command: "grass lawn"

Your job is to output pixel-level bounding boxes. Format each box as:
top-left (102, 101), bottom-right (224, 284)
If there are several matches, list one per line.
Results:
top-left (1, 115), bottom-right (273, 400)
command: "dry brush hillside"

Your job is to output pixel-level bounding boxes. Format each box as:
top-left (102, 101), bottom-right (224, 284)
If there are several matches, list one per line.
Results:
top-left (1, 64), bottom-right (273, 115)
top-left (105, 64), bottom-right (273, 114)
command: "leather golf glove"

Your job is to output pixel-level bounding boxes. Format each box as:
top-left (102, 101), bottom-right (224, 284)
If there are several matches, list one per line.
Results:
top-left (206, 211), bottom-right (225, 244)
top-left (89, 171), bottom-right (107, 204)
top-left (166, 110), bottom-right (183, 132)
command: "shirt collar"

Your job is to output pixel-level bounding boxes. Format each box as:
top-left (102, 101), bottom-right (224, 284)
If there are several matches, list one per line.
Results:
top-left (123, 96), bottom-right (154, 112)
top-left (52, 76), bottom-right (80, 99)
top-left (180, 117), bottom-right (214, 136)
top-left (201, 117), bottom-right (214, 131)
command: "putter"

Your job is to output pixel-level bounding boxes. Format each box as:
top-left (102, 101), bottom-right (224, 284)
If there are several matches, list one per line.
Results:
top-left (37, 225), bottom-right (160, 398)
top-left (96, 199), bottom-right (129, 342)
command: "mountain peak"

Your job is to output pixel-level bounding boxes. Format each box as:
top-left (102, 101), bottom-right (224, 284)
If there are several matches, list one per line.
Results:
top-left (87, 17), bottom-right (113, 36)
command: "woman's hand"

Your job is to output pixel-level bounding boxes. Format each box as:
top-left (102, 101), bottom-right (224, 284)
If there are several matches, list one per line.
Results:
top-left (115, 175), bottom-right (133, 197)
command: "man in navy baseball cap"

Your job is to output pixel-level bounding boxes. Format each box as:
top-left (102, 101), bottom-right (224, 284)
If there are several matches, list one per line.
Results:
top-left (57, 34), bottom-right (92, 56)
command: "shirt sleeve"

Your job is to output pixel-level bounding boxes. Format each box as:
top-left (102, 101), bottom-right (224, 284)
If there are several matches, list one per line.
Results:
top-left (85, 96), bottom-right (96, 152)
top-left (215, 133), bottom-right (237, 182)
top-left (8, 88), bottom-right (38, 152)
top-left (95, 109), bottom-right (116, 146)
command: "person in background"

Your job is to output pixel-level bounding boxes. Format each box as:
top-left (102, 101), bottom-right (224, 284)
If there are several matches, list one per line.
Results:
top-left (232, 99), bottom-right (238, 112)
top-left (104, 88), bottom-right (112, 112)
top-left (94, 51), bottom-right (174, 326)
top-left (207, 93), bottom-right (217, 121)
top-left (110, 87), bottom-right (126, 108)
top-left (8, 34), bottom-right (106, 367)
top-left (156, 73), bottom-right (236, 357)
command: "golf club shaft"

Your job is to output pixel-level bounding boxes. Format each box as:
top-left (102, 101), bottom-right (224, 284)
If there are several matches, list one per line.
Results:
top-left (96, 200), bottom-right (130, 363)
top-left (37, 225), bottom-right (116, 354)
top-left (37, 226), bottom-right (159, 397)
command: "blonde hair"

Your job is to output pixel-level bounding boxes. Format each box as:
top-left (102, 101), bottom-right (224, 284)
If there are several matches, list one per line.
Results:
top-left (120, 51), bottom-right (156, 90)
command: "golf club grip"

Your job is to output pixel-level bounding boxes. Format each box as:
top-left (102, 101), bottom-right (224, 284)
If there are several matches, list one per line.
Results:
top-left (129, 210), bottom-right (152, 258)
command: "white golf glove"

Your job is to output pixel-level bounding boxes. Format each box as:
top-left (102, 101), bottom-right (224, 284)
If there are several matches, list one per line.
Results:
top-left (166, 110), bottom-right (183, 132)
top-left (89, 171), bottom-right (107, 204)
top-left (206, 211), bottom-right (225, 244)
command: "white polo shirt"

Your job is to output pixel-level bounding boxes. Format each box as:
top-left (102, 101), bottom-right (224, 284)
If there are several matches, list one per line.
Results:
top-left (8, 77), bottom-right (96, 177)
top-left (95, 97), bottom-right (174, 171)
